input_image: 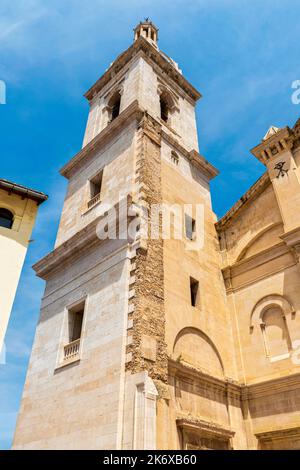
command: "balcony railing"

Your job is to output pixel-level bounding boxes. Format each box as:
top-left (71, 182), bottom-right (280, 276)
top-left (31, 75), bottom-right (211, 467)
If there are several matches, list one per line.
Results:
top-left (63, 338), bottom-right (80, 361)
top-left (87, 193), bottom-right (101, 209)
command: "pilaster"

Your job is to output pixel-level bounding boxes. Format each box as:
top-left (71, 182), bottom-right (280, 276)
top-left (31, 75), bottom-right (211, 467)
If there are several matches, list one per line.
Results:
top-left (125, 112), bottom-right (168, 384)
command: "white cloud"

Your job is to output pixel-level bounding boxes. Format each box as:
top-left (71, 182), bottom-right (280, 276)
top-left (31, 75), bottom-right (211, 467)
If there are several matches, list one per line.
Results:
top-left (0, 1), bottom-right (48, 42)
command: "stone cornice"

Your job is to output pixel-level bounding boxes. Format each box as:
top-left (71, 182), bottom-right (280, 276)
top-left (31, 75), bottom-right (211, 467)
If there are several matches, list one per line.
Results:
top-left (84, 36), bottom-right (201, 103)
top-left (33, 196), bottom-right (133, 280)
top-left (0, 179), bottom-right (48, 205)
top-left (221, 242), bottom-right (294, 293)
top-left (60, 100), bottom-right (143, 179)
top-left (251, 126), bottom-right (294, 165)
top-left (216, 172), bottom-right (270, 230)
top-left (216, 118), bottom-right (300, 230)
top-left (189, 149), bottom-right (219, 180)
top-left (280, 227), bottom-right (300, 264)
top-left (227, 242), bottom-right (288, 275)
top-left (60, 101), bottom-right (218, 181)
top-left (245, 372), bottom-right (300, 399)
top-left (162, 131), bottom-right (219, 181)
top-left (168, 358), bottom-right (240, 398)
top-left (255, 426), bottom-right (300, 441)
top-left (293, 117), bottom-right (300, 149)
top-left (176, 415), bottom-right (235, 439)
top-left (169, 359), bottom-right (300, 403)
top-left (33, 216), bottom-right (103, 280)
top-left (280, 226), bottom-right (300, 248)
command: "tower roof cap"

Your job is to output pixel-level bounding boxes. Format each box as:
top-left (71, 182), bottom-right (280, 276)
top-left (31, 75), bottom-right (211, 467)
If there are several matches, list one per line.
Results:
top-left (134, 18), bottom-right (159, 31)
top-left (134, 19), bottom-right (159, 46)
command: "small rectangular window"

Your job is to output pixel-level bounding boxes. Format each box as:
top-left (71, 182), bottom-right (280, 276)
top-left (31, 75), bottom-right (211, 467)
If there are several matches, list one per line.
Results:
top-left (185, 214), bottom-right (196, 240)
top-left (68, 302), bottom-right (84, 343)
top-left (190, 277), bottom-right (199, 307)
top-left (90, 171), bottom-right (103, 199)
top-left (58, 300), bottom-right (86, 366)
top-left (171, 150), bottom-right (179, 165)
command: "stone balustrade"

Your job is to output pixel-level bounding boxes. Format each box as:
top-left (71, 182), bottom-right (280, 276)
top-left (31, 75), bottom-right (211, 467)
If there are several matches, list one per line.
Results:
top-left (64, 339), bottom-right (80, 361)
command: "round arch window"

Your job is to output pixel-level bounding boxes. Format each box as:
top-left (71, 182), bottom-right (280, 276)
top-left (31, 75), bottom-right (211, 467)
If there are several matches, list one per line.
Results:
top-left (0, 208), bottom-right (14, 229)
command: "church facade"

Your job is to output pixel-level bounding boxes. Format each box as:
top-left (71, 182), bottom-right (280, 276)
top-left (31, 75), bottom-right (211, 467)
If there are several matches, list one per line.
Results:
top-left (13, 22), bottom-right (300, 450)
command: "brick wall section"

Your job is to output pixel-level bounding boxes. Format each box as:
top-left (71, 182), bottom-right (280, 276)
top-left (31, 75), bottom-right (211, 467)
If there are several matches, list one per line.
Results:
top-left (126, 112), bottom-right (168, 383)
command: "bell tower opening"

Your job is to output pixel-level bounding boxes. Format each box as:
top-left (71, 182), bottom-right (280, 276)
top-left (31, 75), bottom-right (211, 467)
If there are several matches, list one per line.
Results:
top-left (160, 93), bottom-right (169, 122)
top-left (109, 91), bottom-right (121, 122)
top-left (134, 19), bottom-right (158, 47)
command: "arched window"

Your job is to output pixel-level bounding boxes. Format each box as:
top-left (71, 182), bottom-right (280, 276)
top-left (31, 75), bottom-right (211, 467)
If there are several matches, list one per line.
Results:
top-left (261, 306), bottom-right (292, 358)
top-left (159, 87), bottom-right (178, 125)
top-left (108, 91), bottom-right (121, 122)
top-left (250, 294), bottom-right (295, 362)
top-left (160, 93), bottom-right (169, 122)
top-left (0, 208), bottom-right (14, 229)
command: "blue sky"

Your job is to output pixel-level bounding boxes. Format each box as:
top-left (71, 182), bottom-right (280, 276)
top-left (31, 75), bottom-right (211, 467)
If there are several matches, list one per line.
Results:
top-left (0, 0), bottom-right (300, 450)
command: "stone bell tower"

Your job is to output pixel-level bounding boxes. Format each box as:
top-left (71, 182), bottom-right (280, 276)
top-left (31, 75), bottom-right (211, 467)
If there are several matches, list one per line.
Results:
top-left (251, 120), bottom-right (300, 265)
top-left (13, 21), bottom-right (243, 450)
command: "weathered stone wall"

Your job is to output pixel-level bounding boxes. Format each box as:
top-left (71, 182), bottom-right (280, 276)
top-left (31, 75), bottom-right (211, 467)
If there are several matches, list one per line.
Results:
top-left (82, 58), bottom-right (141, 146)
top-left (228, 265), bottom-right (300, 382)
top-left (83, 54), bottom-right (199, 153)
top-left (56, 121), bottom-right (136, 247)
top-left (219, 181), bottom-right (282, 266)
top-left (161, 137), bottom-right (238, 379)
top-left (125, 113), bottom-right (168, 384)
top-left (216, 126), bottom-right (300, 448)
top-left (14, 26), bottom-right (300, 450)
top-left (157, 135), bottom-right (247, 449)
top-left (13, 239), bottom-right (130, 449)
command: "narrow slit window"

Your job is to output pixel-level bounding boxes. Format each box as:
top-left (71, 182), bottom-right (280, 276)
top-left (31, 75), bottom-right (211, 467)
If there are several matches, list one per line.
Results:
top-left (171, 151), bottom-right (179, 165)
top-left (190, 277), bottom-right (199, 307)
